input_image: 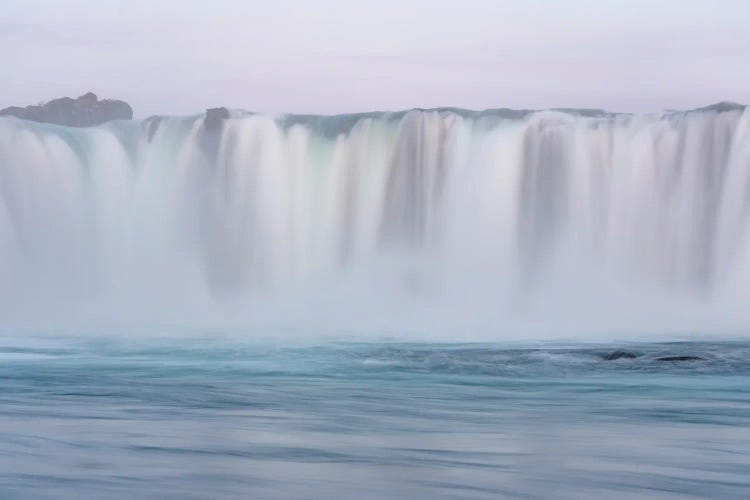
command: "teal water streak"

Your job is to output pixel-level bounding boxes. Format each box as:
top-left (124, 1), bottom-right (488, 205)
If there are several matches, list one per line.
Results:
top-left (1, 337), bottom-right (749, 499)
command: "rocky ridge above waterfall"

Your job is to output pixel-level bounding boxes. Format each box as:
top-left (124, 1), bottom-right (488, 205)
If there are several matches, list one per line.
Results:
top-left (0, 92), bottom-right (133, 127)
top-left (0, 95), bottom-right (745, 133)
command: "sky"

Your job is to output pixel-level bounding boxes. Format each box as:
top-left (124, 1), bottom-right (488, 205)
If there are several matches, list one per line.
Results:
top-left (1, 0), bottom-right (749, 117)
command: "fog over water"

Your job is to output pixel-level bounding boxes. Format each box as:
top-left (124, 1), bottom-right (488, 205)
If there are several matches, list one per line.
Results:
top-left (1, 104), bottom-right (749, 339)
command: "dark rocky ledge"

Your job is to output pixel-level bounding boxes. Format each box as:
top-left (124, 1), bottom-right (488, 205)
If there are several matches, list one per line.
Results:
top-left (0, 92), bottom-right (133, 127)
top-left (601, 350), bottom-right (639, 361)
top-left (204, 107), bottom-right (230, 131)
top-left (198, 107), bottom-right (231, 157)
top-left (656, 355), bottom-right (705, 362)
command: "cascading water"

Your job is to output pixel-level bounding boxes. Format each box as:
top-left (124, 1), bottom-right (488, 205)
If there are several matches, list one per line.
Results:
top-left (1, 104), bottom-right (749, 336)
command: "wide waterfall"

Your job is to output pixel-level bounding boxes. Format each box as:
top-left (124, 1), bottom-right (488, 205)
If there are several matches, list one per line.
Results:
top-left (1, 104), bottom-right (749, 337)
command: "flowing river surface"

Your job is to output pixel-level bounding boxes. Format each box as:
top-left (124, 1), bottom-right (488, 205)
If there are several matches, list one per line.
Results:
top-left (3, 104), bottom-right (750, 498)
top-left (1, 335), bottom-right (749, 499)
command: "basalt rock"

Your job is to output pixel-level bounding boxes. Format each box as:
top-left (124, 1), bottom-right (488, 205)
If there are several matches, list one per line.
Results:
top-left (0, 92), bottom-right (133, 127)
top-left (198, 107), bottom-right (231, 158)
top-left (657, 356), bottom-right (704, 362)
top-left (204, 107), bottom-right (230, 131)
top-left (602, 350), bottom-right (639, 361)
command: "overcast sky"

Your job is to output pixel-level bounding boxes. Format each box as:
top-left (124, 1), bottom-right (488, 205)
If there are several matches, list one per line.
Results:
top-left (1, 0), bottom-right (749, 117)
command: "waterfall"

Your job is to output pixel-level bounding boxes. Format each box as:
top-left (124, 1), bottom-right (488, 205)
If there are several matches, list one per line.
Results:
top-left (1, 104), bottom-right (749, 335)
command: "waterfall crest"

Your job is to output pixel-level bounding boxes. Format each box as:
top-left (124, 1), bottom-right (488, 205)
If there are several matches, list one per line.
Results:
top-left (1, 105), bottom-right (749, 335)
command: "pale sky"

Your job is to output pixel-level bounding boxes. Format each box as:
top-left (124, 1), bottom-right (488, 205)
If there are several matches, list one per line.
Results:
top-left (1, 0), bottom-right (749, 117)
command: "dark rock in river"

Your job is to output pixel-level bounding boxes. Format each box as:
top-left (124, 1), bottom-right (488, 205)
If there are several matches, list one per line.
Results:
top-left (204, 107), bottom-right (230, 131)
top-left (656, 356), bottom-right (704, 362)
top-left (0, 92), bottom-right (133, 127)
top-left (602, 350), bottom-right (639, 361)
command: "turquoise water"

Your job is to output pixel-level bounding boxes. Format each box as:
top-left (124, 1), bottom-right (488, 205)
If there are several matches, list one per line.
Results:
top-left (1, 336), bottom-right (750, 499)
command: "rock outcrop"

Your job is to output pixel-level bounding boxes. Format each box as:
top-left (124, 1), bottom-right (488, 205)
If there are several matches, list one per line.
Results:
top-left (204, 107), bottom-right (230, 131)
top-left (601, 351), bottom-right (639, 361)
top-left (198, 107), bottom-right (231, 157)
top-left (0, 92), bottom-right (133, 127)
top-left (656, 356), bottom-right (704, 362)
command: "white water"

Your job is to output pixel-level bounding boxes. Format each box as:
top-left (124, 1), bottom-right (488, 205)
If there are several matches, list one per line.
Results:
top-left (1, 105), bottom-right (749, 337)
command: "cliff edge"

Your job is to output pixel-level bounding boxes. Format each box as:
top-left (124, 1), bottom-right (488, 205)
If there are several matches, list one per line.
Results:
top-left (0, 92), bottom-right (133, 127)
